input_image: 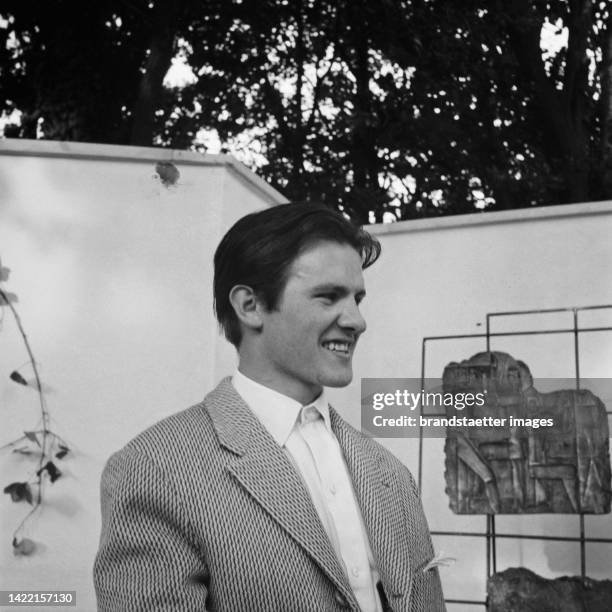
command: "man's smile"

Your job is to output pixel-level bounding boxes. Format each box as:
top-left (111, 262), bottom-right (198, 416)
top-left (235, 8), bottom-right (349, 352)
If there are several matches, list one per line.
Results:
top-left (321, 338), bottom-right (355, 357)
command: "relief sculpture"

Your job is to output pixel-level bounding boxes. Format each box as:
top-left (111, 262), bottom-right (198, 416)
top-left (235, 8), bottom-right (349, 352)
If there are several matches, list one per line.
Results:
top-left (487, 568), bottom-right (612, 612)
top-left (443, 351), bottom-right (611, 514)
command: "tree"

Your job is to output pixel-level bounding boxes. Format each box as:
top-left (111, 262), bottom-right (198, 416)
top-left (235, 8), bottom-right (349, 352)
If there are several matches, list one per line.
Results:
top-left (1, 0), bottom-right (610, 222)
top-left (0, 1), bottom-right (231, 145)
top-left (1, 1), bottom-right (143, 142)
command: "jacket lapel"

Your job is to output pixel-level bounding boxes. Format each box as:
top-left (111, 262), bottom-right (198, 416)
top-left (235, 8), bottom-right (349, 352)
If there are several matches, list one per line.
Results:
top-left (205, 379), bottom-right (358, 608)
top-left (330, 408), bottom-right (412, 600)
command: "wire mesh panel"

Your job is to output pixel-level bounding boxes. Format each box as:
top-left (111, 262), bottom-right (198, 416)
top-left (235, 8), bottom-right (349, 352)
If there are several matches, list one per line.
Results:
top-left (419, 305), bottom-right (612, 608)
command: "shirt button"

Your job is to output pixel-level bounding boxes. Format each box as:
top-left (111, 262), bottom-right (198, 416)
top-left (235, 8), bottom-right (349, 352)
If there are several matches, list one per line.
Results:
top-left (351, 567), bottom-right (360, 577)
top-left (329, 484), bottom-right (337, 495)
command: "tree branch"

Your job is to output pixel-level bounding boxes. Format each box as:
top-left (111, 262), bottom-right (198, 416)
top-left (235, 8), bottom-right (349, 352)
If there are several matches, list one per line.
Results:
top-left (601, 7), bottom-right (612, 190)
top-left (0, 287), bottom-right (47, 526)
top-left (564, 0), bottom-right (593, 118)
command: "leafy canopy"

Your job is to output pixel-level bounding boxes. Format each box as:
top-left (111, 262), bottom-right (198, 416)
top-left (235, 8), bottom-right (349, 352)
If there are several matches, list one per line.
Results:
top-left (1, 0), bottom-right (610, 223)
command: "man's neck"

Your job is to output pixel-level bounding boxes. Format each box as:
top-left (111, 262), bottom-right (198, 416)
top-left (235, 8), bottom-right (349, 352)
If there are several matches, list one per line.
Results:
top-left (236, 363), bottom-right (322, 406)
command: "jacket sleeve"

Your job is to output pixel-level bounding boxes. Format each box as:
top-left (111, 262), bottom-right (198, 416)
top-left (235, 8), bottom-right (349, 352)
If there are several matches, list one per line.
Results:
top-left (93, 447), bottom-right (209, 611)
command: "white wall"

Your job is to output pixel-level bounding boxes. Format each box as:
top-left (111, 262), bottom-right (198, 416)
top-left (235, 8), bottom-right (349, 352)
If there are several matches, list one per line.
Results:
top-left (328, 201), bottom-right (612, 608)
top-left (2, 140), bottom-right (610, 610)
top-left (0, 140), bottom-right (286, 611)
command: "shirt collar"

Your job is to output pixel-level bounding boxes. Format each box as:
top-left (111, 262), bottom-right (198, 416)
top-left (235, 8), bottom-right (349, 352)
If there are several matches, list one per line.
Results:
top-left (231, 369), bottom-right (331, 447)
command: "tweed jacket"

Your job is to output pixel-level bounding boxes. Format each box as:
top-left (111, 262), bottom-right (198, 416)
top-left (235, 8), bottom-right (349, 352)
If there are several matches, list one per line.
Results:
top-left (94, 379), bottom-right (445, 611)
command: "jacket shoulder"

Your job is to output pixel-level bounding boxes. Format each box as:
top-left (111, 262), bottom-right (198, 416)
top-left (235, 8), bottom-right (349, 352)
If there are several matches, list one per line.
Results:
top-left (135, 400), bottom-right (210, 445)
top-left (107, 399), bottom-right (218, 473)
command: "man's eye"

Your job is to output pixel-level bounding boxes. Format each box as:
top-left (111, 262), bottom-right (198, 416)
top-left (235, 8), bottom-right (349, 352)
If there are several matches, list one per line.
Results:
top-left (317, 293), bottom-right (336, 302)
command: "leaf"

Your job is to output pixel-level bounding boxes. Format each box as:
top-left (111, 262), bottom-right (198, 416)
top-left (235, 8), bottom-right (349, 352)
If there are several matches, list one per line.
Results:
top-left (10, 371), bottom-right (29, 386)
top-left (9, 373), bottom-right (53, 393)
top-left (0, 262), bottom-right (9, 282)
top-left (0, 291), bottom-right (18, 305)
top-left (12, 537), bottom-right (36, 556)
top-left (23, 431), bottom-right (40, 447)
top-left (12, 447), bottom-right (37, 456)
top-left (3, 482), bottom-right (33, 504)
top-left (55, 445), bottom-right (70, 460)
top-left (37, 461), bottom-right (62, 483)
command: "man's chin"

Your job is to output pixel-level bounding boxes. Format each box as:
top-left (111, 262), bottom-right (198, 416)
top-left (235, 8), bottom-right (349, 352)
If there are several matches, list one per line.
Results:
top-left (322, 370), bottom-right (354, 388)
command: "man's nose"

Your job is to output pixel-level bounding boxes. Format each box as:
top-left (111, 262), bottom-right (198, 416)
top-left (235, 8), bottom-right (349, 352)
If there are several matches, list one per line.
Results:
top-left (338, 299), bottom-right (367, 334)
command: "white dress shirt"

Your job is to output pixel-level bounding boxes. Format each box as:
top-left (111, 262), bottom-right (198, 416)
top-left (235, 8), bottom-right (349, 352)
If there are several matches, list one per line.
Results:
top-left (232, 370), bottom-right (382, 612)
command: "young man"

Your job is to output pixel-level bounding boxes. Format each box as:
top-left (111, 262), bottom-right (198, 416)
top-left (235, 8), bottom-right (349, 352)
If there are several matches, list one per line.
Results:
top-left (94, 203), bottom-right (445, 611)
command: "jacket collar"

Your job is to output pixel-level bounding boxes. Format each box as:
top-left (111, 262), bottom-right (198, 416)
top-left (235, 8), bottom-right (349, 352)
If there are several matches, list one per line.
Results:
top-left (204, 378), bottom-right (410, 601)
top-left (330, 409), bottom-right (411, 598)
top-left (231, 369), bottom-right (332, 446)
top-left (204, 378), bottom-right (358, 607)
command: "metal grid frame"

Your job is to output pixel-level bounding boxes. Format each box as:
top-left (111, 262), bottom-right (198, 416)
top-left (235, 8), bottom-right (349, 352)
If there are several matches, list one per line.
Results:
top-left (417, 304), bottom-right (612, 608)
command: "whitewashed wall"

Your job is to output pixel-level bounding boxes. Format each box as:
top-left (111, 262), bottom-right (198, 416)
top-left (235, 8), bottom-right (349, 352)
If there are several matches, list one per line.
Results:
top-left (1, 139), bottom-right (610, 610)
top-left (0, 140), bottom-right (286, 611)
top-left (328, 201), bottom-right (612, 609)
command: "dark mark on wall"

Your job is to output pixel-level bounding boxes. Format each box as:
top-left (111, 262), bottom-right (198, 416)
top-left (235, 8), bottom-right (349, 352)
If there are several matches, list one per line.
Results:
top-left (155, 162), bottom-right (180, 187)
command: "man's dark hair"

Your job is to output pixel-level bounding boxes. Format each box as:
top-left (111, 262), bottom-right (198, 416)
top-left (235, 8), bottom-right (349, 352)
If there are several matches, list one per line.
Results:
top-left (214, 202), bottom-right (381, 347)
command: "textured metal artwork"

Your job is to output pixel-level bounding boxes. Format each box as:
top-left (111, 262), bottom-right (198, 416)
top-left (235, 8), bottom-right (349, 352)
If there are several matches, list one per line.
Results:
top-left (487, 568), bottom-right (612, 612)
top-left (443, 352), bottom-right (611, 514)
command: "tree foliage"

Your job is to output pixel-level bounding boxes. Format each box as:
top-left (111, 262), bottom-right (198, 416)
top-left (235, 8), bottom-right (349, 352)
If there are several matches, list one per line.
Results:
top-left (1, 0), bottom-right (610, 223)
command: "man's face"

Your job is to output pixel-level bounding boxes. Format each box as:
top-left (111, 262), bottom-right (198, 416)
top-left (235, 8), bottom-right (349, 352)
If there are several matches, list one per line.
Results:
top-left (255, 240), bottom-right (367, 404)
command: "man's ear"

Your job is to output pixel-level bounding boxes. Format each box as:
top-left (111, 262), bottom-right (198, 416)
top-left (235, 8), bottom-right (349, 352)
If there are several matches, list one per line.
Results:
top-left (228, 285), bottom-right (264, 332)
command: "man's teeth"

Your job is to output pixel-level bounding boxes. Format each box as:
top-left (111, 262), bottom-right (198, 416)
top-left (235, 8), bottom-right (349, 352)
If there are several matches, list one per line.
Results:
top-left (324, 342), bottom-right (349, 352)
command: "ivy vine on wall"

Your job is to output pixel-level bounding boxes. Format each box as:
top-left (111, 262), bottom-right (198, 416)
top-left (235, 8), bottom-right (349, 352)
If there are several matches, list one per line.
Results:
top-left (0, 258), bottom-right (71, 556)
